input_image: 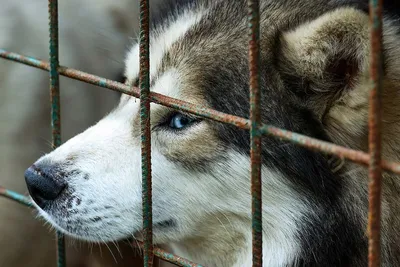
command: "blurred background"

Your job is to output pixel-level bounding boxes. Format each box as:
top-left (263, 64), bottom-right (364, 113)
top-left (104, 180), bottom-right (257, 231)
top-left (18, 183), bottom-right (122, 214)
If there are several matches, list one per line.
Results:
top-left (0, 0), bottom-right (168, 266)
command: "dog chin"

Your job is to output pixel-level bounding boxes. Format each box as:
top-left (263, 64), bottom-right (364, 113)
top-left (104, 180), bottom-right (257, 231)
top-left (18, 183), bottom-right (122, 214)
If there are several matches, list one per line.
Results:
top-left (37, 203), bottom-right (178, 244)
top-left (33, 210), bottom-right (112, 242)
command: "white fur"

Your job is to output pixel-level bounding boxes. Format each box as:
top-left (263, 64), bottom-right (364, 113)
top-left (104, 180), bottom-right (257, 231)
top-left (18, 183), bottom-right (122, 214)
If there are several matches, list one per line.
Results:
top-left (124, 6), bottom-right (206, 84)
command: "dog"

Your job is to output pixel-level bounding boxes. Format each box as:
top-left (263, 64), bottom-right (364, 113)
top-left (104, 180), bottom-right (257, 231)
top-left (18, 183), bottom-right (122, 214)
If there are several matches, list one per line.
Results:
top-left (23, 0), bottom-right (400, 266)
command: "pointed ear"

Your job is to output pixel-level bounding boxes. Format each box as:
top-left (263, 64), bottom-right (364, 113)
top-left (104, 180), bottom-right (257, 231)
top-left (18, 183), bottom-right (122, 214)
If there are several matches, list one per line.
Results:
top-left (278, 8), bottom-right (370, 118)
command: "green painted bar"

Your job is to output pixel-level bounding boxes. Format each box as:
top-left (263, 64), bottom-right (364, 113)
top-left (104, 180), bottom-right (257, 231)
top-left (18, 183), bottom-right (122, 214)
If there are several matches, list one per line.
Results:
top-left (48, 0), bottom-right (65, 266)
top-left (139, 0), bottom-right (153, 266)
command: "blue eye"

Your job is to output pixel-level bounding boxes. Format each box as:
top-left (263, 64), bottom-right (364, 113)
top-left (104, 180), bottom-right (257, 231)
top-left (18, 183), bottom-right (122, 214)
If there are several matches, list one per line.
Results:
top-left (169, 113), bottom-right (195, 129)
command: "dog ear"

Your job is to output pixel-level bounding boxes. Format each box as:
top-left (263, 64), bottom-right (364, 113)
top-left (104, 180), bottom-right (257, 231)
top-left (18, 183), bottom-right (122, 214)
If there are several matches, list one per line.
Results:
top-left (278, 8), bottom-right (370, 120)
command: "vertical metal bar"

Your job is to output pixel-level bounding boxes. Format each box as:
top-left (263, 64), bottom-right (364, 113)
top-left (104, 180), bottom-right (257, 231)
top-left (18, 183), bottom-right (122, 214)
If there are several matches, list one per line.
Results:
top-left (248, 0), bottom-right (262, 267)
top-left (368, 0), bottom-right (384, 266)
top-left (139, 0), bottom-right (153, 266)
top-left (48, 0), bottom-right (65, 266)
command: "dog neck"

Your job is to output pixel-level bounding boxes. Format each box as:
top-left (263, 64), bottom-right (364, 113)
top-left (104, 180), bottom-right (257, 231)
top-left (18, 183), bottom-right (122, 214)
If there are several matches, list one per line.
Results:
top-left (166, 215), bottom-right (299, 267)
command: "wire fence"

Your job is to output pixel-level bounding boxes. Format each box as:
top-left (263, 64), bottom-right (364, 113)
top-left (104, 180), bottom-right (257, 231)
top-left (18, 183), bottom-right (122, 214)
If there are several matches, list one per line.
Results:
top-left (0, 0), bottom-right (391, 266)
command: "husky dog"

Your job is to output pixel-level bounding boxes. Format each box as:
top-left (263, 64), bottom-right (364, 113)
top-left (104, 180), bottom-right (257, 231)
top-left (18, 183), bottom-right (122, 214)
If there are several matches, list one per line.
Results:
top-left (24, 0), bottom-right (400, 266)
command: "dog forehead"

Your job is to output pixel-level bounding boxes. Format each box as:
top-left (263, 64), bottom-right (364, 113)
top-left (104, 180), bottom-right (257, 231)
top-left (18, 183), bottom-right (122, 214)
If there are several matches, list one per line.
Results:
top-left (124, 7), bottom-right (206, 92)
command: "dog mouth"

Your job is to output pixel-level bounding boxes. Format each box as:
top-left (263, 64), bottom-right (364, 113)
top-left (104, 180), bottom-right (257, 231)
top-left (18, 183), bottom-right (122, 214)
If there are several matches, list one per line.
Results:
top-left (42, 215), bottom-right (177, 243)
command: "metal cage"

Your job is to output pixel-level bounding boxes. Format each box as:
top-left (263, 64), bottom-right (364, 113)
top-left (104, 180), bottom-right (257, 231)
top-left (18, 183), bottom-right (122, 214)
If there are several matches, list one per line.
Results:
top-left (0, 0), bottom-right (395, 266)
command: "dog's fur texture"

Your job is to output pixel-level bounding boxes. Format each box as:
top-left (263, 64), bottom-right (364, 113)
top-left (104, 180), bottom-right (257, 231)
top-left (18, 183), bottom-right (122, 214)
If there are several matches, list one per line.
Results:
top-left (26, 0), bottom-right (400, 266)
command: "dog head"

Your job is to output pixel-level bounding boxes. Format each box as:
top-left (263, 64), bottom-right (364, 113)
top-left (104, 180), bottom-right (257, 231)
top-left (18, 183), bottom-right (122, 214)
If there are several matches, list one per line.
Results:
top-left (24, 1), bottom-right (400, 253)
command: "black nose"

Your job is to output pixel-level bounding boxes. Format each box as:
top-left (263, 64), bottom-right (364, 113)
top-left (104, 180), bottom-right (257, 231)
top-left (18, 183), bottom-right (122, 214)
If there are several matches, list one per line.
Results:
top-left (24, 165), bottom-right (66, 209)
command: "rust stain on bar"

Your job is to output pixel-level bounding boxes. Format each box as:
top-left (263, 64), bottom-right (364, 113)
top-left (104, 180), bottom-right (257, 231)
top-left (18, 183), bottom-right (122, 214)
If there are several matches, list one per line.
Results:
top-left (368, 0), bottom-right (384, 266)
top-left (139, 0), bottom-right (153, 266)
top-left (0, 50), bottom-right (49, 70)
top-left (1, 50), bottom-right (400, 175)
top-left (248, 0), bottom-right (263, 266)
top-left (153, 247), bottom-right (205, 267)
top-left (135, 242), bottom-right (206, 267)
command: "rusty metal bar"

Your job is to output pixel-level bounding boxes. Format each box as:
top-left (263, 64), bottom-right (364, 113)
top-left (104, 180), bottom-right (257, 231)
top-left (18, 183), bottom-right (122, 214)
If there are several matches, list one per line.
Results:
top-left (0, 186), bottom-right (33, 207)
top-left (48, 0), bottom-right (65, 266)
top-left (248, 0), bottom-right (263, 266)
top-left (139, 0), bottom-right (153, 266)
top-left (0, 49), bottom-right (249, 129)
top-left (368, 0), bottom-right (384, 266)
top-left (150, 246), bottom-right (205, 267)
top-left (154, 249), bottom-right (204, 267)
top-left (1, 50), bottom-right (400, 176)
top-left (153, 248), bottom-right (205, 267)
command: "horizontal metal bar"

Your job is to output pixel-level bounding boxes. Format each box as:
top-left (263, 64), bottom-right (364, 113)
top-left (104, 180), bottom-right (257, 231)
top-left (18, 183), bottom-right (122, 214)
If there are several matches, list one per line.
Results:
top-left (132, 242), bottom-right (205, 267)
top-left (0, 186), bottom-right (33, 207)
top-left (0, 50), bottom-right (249, 129)
top-left (154, 248), bottom-right (205, 267)
top-left (258, 125), bottom-right (396, 173)
top-left (1, 49), bottom-right (400, 175)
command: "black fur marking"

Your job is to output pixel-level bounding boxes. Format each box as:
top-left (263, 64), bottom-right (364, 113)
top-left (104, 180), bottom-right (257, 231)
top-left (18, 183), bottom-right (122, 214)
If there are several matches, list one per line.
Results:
top-left (155, 219), bottom-right (176, 229)
top-left (150, 0), bottom-right (198, 31)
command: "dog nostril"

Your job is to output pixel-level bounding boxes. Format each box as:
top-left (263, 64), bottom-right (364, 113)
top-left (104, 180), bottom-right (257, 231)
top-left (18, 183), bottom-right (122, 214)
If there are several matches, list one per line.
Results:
top-left (24, 165), bottom-right (66, 209)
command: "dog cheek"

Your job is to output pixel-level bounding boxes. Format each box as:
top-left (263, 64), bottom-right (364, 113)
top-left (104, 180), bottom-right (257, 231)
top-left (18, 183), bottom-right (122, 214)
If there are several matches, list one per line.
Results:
top-left (157, 129), bottom-right (224, 171)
